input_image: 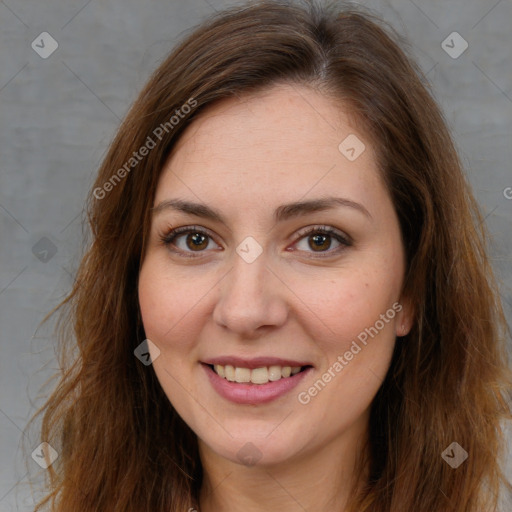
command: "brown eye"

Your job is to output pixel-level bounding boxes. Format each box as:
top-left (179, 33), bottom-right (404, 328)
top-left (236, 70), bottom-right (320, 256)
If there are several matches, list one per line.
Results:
top-left (293, 226), bottom-right (351, 257)
top-left (161, 226), bottom-right (219, 256)
top-left (308, 233), bottom-right (332, 251)
top-left (186, 232), bottom-right (209, 251)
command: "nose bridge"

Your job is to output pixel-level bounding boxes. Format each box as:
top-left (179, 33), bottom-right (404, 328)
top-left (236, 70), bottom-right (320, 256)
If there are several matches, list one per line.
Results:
top-left (229, 255), bottom-right (265, 301)
top-left (213, 247), bottom-right (288, 334)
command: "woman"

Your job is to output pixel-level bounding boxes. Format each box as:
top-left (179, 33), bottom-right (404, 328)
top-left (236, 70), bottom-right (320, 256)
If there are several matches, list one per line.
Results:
top-left (32, 1), bottom-right (512, 511)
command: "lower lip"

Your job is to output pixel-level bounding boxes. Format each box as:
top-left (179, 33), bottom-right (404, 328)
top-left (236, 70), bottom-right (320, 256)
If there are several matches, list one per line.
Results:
top-left (202, 363), bottom-right (312, 405)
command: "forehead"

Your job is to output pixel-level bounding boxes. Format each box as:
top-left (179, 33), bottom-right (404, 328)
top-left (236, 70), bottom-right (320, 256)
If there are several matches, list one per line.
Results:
top-left (155, 84), bottom-right (386, 219)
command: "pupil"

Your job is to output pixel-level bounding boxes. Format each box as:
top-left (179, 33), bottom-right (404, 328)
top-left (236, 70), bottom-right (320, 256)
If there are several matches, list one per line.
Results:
top-left (310, 234), bottom-right (330, 251)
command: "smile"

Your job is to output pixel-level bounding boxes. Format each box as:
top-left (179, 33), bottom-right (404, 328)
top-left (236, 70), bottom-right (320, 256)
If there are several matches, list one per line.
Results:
top-left (201, 361), bottom-right (313, 405)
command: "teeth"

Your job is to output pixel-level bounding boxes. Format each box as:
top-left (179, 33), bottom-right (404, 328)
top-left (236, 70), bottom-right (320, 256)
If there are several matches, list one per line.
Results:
top-left (225, 364), bottom-right (235, 381)
top-left (234, 367), bottom-right (251, 383)
top-left (251, 367), bottom-right (269, 384)
top-left (211, 364), bottom-right (306, 384)
top-left (268, 365), bottom-right (282, 381)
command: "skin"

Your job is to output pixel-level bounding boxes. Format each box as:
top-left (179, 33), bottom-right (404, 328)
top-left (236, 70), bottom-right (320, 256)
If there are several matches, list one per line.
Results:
top-left (138, 83), bottom-right (413, 512)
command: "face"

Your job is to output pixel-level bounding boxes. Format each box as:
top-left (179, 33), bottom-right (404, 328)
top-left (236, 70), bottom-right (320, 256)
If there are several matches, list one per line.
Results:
top-left (138, 83), bottom-right (412, 468)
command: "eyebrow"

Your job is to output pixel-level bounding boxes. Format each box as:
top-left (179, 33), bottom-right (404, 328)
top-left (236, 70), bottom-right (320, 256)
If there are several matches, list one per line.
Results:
top-left (152, 196), bottom-right (372, 223)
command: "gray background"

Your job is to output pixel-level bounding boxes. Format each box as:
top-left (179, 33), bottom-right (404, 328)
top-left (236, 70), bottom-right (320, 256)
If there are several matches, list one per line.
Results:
top-left (0, 0), bottom-right (511, 510)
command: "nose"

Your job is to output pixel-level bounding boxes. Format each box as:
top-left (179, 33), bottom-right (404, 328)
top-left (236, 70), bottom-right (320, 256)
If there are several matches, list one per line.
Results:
top-left (212, 251), bottom-right (289, 338)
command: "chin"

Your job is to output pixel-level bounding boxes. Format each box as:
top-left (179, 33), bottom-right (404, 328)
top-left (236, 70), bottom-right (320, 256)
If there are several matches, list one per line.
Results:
top-left (199, 430), bottom-right (306, 468)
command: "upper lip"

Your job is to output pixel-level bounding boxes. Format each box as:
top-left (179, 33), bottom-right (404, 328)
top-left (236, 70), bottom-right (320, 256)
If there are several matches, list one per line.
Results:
top-left (202, 356), bottom-right (312, 369)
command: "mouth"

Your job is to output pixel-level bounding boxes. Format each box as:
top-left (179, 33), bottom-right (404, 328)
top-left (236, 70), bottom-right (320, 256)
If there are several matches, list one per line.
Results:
top-left (207, 363), bottom-right (312, 385)
top-left (201, 360), bottom-right (314, 405)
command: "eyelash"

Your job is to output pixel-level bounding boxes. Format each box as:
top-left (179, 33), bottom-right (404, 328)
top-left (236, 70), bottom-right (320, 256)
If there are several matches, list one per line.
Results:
top-left (159, 224), bottom-right (352, 259)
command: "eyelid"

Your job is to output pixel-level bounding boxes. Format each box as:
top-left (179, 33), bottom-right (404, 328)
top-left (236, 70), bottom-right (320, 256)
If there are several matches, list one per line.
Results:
top-left (161, 224), bottom-right (217, 241)
top-left (292, 224), bottom-right (352, 245)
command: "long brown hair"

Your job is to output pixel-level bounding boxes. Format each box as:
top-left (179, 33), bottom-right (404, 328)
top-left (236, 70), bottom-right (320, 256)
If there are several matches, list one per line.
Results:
top-left (30, 1), bottom-right (512, 510)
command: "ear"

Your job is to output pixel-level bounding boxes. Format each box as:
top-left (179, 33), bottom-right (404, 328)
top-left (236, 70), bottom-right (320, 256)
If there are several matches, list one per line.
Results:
top-left (394, 295), bottom-right (414, 337)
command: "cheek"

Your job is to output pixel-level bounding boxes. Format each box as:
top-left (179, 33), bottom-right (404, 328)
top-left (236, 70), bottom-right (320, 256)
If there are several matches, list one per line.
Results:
top-left (138, 258), bottom-right (207, 353)
top-left (294, 271), bottom-right (399, 422)
top-left (293, 264), bottom-right (400, 351)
